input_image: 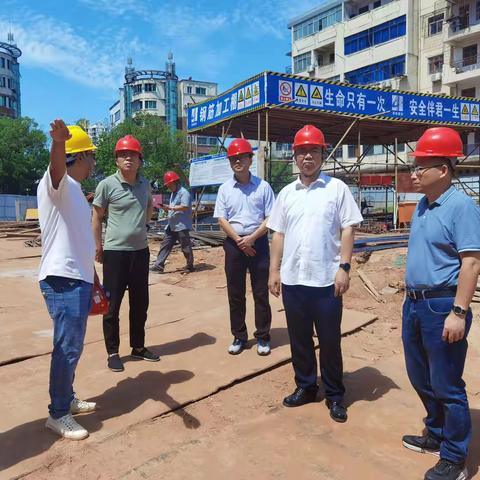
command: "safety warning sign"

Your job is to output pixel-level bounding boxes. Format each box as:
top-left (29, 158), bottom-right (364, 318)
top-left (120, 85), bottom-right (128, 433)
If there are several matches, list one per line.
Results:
top-left (471, 104), bottom-right (479, 122)
top-left (295, 83), bottom-right (308, 105)
top-left (245, 85), bottom-right (252, 108)
top-left (461, 103), bottom-right (470, 121)
top-left (279, 80), bottom-right (293, 103)
top-left (237, 88), bottom-right (245, 110)
top-left (310, 85), bottom-right (323, 107)
top-left (252, 81), bottom-right (260, 105)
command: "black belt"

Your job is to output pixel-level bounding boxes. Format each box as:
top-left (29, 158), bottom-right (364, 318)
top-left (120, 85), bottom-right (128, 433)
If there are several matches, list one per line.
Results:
top-left (406, 287), bottom-right (457, 301)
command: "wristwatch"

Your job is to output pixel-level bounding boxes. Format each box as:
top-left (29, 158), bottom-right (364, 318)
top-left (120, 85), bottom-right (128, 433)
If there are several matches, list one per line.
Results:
top-left (339, 263), bottom-right (351, 273)
top-left (452, 305), bottom-right (467, 317)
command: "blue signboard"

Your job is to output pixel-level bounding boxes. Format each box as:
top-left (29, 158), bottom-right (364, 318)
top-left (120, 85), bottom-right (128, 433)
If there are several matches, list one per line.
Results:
top-left (187, 74), bottom-right (266, 131)
top-left (187, 71), bottom-right (480, 132)
top-left (266, 73), bottom-right (480, 126)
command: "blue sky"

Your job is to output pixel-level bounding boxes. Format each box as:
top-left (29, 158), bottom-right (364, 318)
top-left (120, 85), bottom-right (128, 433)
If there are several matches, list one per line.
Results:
top-left (1, 0), bottom-right (320, 132)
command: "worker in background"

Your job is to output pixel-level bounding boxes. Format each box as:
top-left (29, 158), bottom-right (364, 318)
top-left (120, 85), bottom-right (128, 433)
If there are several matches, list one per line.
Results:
top-left (401, 127), bottom-right (480, 480)
top-left (214, 138), bottom-right (275, 356)
top-left (92, 135), bottom-right (158, 373)
top-left (268, 125), bottom-right (363, 422)
top-left (150, 171), bottom-right (194, 274)
top-left (38, 121), bottom-right (97, 440)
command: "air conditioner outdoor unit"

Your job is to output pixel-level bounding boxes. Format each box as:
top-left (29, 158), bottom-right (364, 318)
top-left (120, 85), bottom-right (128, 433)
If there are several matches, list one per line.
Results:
top-left (431, 72), bottom-right (442, 81)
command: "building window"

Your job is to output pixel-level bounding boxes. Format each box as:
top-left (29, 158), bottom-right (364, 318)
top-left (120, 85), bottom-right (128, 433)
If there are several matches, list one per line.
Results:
top-left (359, 5), bottom-right (369, 15)
top-left (197, 137), bottom-right (208, 145)
top-left (144, 83), bottom-right (156, 92)
top-left (477, 0), bottom-right (480, 20)
top-left (195, 87), bottom-right (207, 95)
top-left (461, 87), bottom-right (476, 98)
top-left (373, 144), bottom-right (385, 155)
top-left (373, 1), bottom-right (381, 8)
top-left (427, 14), bottom-right (443, 36)
top-left (344, 16), bottom-right (406, 55)
top-left (462, 44), bottom-right (478, 67)
top-left (0, 77), bottom-right (5, 87)
top-left (133, 84), bottom-right (142, 94)
top-left (6, 59), bottom-right (11, 70)
top-left (292, 5), bottom-right (342, 41)
top-left (345, 55), bottom-right (405, 85)
top-left (293, 52), bottom-right (311, 73)
top-left (132, 100), bottom-right (142, 112)
top-left (0, 58), bottom-right (4, 68)
top-left (114, 111), bottom-right (120, 122)
top-left (428, 55), bottom-right (444, 74)
top-left (145, 100), bottom-right (157, 109)
top-left (208, 137), bottom-right (218, 146)
top-left (186, 85), bottom-right (192, 93)
top-left (348, 145), bottom-right (357, 158)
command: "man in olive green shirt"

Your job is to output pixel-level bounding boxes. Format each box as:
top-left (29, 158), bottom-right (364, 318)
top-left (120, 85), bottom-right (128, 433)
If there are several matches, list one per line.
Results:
top-left (92, 135), bottom-right (159, 372)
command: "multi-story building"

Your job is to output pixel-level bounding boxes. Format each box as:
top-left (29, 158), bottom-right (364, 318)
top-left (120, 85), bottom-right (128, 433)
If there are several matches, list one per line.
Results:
top-left (0, 33), bottom-right (21, 119)
top-left (87, 122), bottom-right (107, 145)
top-left (288, 0), bottom-right (480, 161)
top-left (109, 54), bottom-right (219, 157)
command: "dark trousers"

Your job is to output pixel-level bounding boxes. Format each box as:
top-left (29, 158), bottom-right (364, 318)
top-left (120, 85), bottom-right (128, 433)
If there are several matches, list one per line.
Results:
top-left (154, 226), bottom-right (194, 269)
top-left (102, 248), bottom-right (150, 354)
top-left (282, 283), bottom-right (344, 402)
top-left (402, 296), bottom-right (472, 463)
top-left (223, 235), bottom-right (272, 341)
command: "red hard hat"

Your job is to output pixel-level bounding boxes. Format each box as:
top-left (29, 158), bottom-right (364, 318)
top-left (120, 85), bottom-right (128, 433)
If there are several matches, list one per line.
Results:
top-left (114, 135), bottom-right (143, 157)
top-left (410, 127), bottom-right (463, 159)
top-left (164, 171), bottom-right (180, 186)
top-left (293, 125), bottom-right (327, 149)
top-left (227, 138), bottom-right (253, 158)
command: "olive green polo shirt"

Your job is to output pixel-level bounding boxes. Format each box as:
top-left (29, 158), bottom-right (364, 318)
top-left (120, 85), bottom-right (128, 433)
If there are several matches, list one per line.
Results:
top-left (93, 171), bottom-right (151, 251)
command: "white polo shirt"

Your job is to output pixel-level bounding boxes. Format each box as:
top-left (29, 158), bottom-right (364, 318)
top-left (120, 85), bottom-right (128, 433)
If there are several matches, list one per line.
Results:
top-left (38, 169), bottom-right (95, 283)
top-left (267, 173), bottom-right (363, 287)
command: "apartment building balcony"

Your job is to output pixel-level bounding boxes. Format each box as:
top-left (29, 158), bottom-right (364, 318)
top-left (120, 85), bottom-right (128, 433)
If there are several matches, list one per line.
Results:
top-left (443, 55), bottom-right (480, 85)
top-left (314, 62), bottom-right (336, 78)
top-left (445, 15), bottom-right (480, 43)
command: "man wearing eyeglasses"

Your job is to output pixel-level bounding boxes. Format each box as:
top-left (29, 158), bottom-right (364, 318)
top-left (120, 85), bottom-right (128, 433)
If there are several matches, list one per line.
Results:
top-left (268, 125), bottom-right (363, 422)
top-left (214, 138), bottom-right (275, 356)
top-left (401, 127), bottom-right (480, 480)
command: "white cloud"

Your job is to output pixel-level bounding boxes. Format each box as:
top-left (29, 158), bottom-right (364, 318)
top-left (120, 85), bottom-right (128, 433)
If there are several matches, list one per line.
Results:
top-left (0, 12), bottom-right (144, 90)
top-left (78, 0), bottom-right (147, 16)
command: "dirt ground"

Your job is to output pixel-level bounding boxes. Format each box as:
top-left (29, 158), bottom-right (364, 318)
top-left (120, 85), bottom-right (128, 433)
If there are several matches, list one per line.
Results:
top-left (0, 236), bottom-right (479, 480)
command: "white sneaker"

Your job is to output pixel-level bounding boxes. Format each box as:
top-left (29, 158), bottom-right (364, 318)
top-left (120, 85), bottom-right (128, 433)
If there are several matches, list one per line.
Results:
top-left (257, 340), bottom-right (271, 356)
top-left (228, 338), bottom-right (246, 355)
top-left (70, 397), bottom-right (96, 414)
top-left (45, 413), bottom-right (89, 440)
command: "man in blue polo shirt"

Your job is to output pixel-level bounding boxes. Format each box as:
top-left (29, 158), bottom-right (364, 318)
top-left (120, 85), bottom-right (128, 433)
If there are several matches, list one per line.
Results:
top-left (401, 127), bottom-right (480, 480)
top-left (214, 138), bottom-right (275, 356)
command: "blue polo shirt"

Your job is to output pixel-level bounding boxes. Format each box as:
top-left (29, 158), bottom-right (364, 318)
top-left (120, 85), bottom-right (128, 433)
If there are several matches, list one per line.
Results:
top-left (213, 174), bottom-right (275, 235)
top-left (167, 186), bottom-right (192, 232)
top-left (406, 185), bottom-right (480, 289)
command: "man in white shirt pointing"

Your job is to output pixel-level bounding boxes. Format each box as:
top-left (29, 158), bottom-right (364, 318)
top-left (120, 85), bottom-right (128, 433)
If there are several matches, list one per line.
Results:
top-left (268, 125), bottom-right (362, 422)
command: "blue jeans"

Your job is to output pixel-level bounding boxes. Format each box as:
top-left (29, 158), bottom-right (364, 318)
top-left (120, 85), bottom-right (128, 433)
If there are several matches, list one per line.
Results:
top-left (39, 276), bottom-right (92, 419)
top-left (282, 284), bottom-right (344, 401)
top-left (402, 296), bottom-right (472, 463)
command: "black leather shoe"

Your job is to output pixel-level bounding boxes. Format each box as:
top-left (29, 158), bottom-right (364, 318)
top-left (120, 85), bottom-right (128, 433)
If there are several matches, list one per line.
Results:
top-left (326, 400), bottom-right (348, 422)
top-left (283, 387), bottom-right (317, 407)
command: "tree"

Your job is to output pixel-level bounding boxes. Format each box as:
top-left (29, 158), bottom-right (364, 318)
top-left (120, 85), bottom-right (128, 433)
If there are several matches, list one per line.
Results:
top-left (95, 113), bottom-right (188, 189)
top-left (0, 117), bottom-right (49, 194)
top-left (76, 118), bottom-right (90, 131)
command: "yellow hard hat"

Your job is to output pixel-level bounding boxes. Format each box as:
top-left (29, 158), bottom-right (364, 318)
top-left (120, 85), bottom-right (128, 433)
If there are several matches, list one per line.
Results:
top-left (65, 125), bottom-right (96, 155)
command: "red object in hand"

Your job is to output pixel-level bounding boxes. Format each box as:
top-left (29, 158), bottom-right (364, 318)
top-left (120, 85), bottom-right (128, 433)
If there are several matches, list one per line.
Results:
top-left (89, 278), bottom-right (109, 316)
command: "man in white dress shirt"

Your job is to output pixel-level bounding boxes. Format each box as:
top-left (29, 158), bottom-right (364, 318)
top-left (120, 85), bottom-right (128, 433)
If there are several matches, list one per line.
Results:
top-left (268, 125), bottom-right (363, 422)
